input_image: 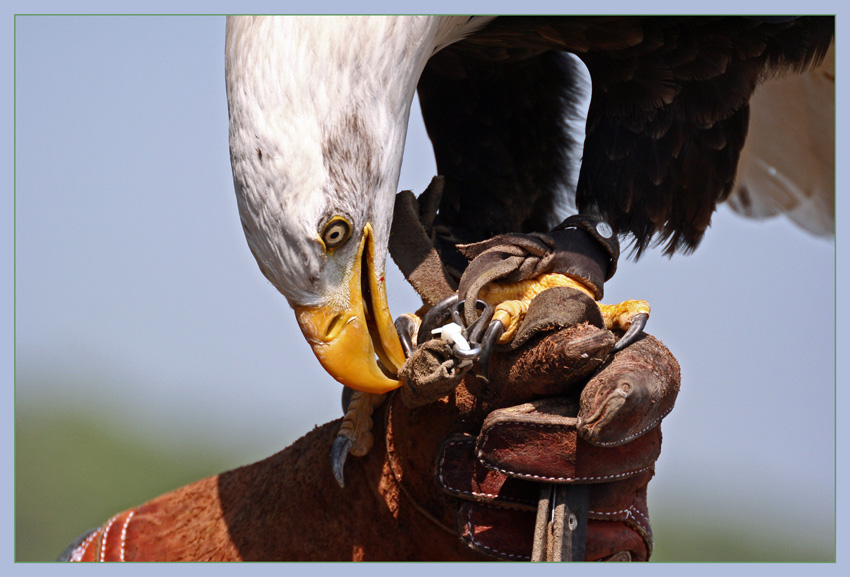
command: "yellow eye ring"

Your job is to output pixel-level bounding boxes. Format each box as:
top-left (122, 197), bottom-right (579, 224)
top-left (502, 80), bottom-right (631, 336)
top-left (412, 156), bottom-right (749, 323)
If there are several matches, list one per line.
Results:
top-left (320, 217), bottom-right (352, 251)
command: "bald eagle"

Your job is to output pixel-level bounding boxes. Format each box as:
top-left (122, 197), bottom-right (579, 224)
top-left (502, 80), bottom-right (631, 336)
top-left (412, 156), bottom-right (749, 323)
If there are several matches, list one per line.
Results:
top-left (225, 16), bottom-right (833, 394)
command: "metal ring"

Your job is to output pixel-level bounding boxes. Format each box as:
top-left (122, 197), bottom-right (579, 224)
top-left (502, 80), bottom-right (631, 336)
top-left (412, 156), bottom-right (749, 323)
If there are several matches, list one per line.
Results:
top-left (417, 294), bottom-right (459, 346)
top-left (452, 299), bottom-right (493, 343)
top-left (452, 343), bottom-right (482, 360)
top-left (466, 301), bottom-right (494, 345)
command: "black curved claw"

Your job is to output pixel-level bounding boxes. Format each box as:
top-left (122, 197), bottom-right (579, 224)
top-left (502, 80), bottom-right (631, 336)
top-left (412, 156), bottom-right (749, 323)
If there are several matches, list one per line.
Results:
top-left (418, 294), bottom-right (459, 345)
top-left (394, 315), bottom-right (417, 358)
top-left (453, 299), bottom-right (493, 345)
top-left (476, 320), bottom-right (505, 382)
top-left (341, 386), bottom-right (354, 414)
top-left (331, 434), bottom-right (353, 488)
top-left (452, 342), bottom-right (482, 360)
top-left (611, 313), bottom-right (649, 353)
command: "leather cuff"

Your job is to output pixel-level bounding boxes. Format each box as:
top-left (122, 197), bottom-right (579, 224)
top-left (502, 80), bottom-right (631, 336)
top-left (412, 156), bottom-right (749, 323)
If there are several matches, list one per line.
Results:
top-left (437, 430), bottom-right (654, 561)
top-left (551, 214), bottom-right (620, 283)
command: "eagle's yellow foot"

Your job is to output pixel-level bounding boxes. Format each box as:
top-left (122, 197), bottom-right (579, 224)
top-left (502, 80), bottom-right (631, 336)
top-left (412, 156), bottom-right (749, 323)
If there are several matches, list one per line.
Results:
top-left (402, 273), bottom-right (649, 384)
top-left (599, 299), bottom-right (650, 353)
top-left (490, 300), bottom-right (528, 343)
top-left (332, 390), bottom-right (385, 488)
top-left (480, 273), bottom-right (597, 342)
top-left (479, 273), bottom-right (650, 354)
top-left (599, 300), bottom-right (651, 331)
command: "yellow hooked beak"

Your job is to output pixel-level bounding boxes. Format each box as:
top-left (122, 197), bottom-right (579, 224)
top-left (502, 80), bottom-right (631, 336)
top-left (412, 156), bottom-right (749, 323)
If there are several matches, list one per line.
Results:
top-left (293, 224), bottom-right (405, 394)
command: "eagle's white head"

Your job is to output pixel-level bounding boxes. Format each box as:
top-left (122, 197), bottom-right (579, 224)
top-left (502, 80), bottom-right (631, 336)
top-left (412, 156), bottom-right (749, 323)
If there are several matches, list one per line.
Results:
top-left (225, 16), bottom-right (484, 392)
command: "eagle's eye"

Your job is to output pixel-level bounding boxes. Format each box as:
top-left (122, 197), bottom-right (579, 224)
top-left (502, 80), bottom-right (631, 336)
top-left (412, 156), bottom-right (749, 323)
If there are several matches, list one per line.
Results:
top-left (321, 217), bottom-right (351, 250)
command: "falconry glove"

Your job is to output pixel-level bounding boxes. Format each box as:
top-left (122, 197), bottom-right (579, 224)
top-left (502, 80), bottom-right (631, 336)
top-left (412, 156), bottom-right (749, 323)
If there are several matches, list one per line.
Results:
top-left (394, 289), bottom-right (678, 560)
top-left (62, 181), bottom-right (679, 562)
top-left (388, 183), bottom-right (679, 560)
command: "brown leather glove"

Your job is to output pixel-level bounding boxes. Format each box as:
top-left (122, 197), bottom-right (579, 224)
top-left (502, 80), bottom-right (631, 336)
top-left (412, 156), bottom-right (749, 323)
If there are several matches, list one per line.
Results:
top-left (61, 313), bottom-right (677, 562)
top-left (64, 182), bottom-right (678, 562)
top-left (390, 300), bottom-right (679, 561)
top-left (388, 181), bottom-right (674, 561)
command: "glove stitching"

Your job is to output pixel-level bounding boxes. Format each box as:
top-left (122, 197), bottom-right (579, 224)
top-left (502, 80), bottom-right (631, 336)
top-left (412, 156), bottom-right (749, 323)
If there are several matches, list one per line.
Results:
top-left (99, 513), bottom-right (120, 562)
top-left (589, 505), bottom-right (650, 534)
top-left (464, 505), bottom-right (531, 561)
top-left (69, 529), bottom-right (100, 562)
top-left (586, 405), bottom-right (675, 447)
top-left (438, 439), bottom-right (533, 508)
top-left (628, 504), bottom-right (651, 533)
top-left (119, 510), bottom-right (135, 562)
top-left (477, 453), bottom-right (654, 483)
top-left (477, 422), bottom-right (654, 481)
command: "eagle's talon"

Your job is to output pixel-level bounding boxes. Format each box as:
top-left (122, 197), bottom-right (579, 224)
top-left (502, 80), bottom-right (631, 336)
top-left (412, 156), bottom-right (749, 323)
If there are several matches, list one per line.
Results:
top-left (394, 314), bottom-right (419, 358)
top-left (331, 434), bottom-right (353, 488)
top-left (333, 390), bottom-right (384, 485)
top-left (611, 312), bottom-right (649, 353)
top-left (476, 319), bottom-right (506, 381)
top-left (341, 386), bottom-right (354, 413)
top-left (455, 299), bottom-right (493, 345)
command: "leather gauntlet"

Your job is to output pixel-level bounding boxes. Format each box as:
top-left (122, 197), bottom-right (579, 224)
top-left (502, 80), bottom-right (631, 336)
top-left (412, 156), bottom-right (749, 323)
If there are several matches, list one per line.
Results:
top-left (388, 314), bottom-right (679, 561)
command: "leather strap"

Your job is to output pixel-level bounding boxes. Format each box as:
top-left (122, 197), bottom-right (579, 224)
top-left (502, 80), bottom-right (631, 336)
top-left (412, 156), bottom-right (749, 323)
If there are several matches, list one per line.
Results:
top-left (436, 433), bottom-right (655, 560)
top-left (475, 398), bottom-right (661, 483)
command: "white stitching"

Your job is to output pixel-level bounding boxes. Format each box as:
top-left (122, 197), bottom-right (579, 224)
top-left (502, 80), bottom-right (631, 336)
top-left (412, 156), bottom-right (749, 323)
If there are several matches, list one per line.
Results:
top-left (479, 405), bottom-right (673, 449)
top-left (477, 452), bottom-right (654, 483)
top-left (464, 506), bottom-right (530, 561)
top-left (589, 507), bottom-right (629, 517)
top-left (437, 438), bottom-right (535, 508)
top-left (69, 530), bottom-right (99, 562)
top-left (119, 510), bottom-right (135, 562)
top-left (99, 514), bottom-right (120, 562)
top-left (478, 410), bottom-right (668, 455)
top-left (436, 438), bottom-right (461, 488)
top-left (590, 505), bottom-right (650, 534)
top-left (444, 485), bottom-right (534, 509)
top-left (627, 504), bottom-right (651, 533)
top-left (587, 405), bottom-right (675, 446)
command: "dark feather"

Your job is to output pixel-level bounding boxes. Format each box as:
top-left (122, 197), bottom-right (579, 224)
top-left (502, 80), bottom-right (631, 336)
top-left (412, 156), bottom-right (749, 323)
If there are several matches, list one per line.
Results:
top-left (418, 15), bottom-right (833, 259)
top-left (419, 49), bottom-right (589, 273)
